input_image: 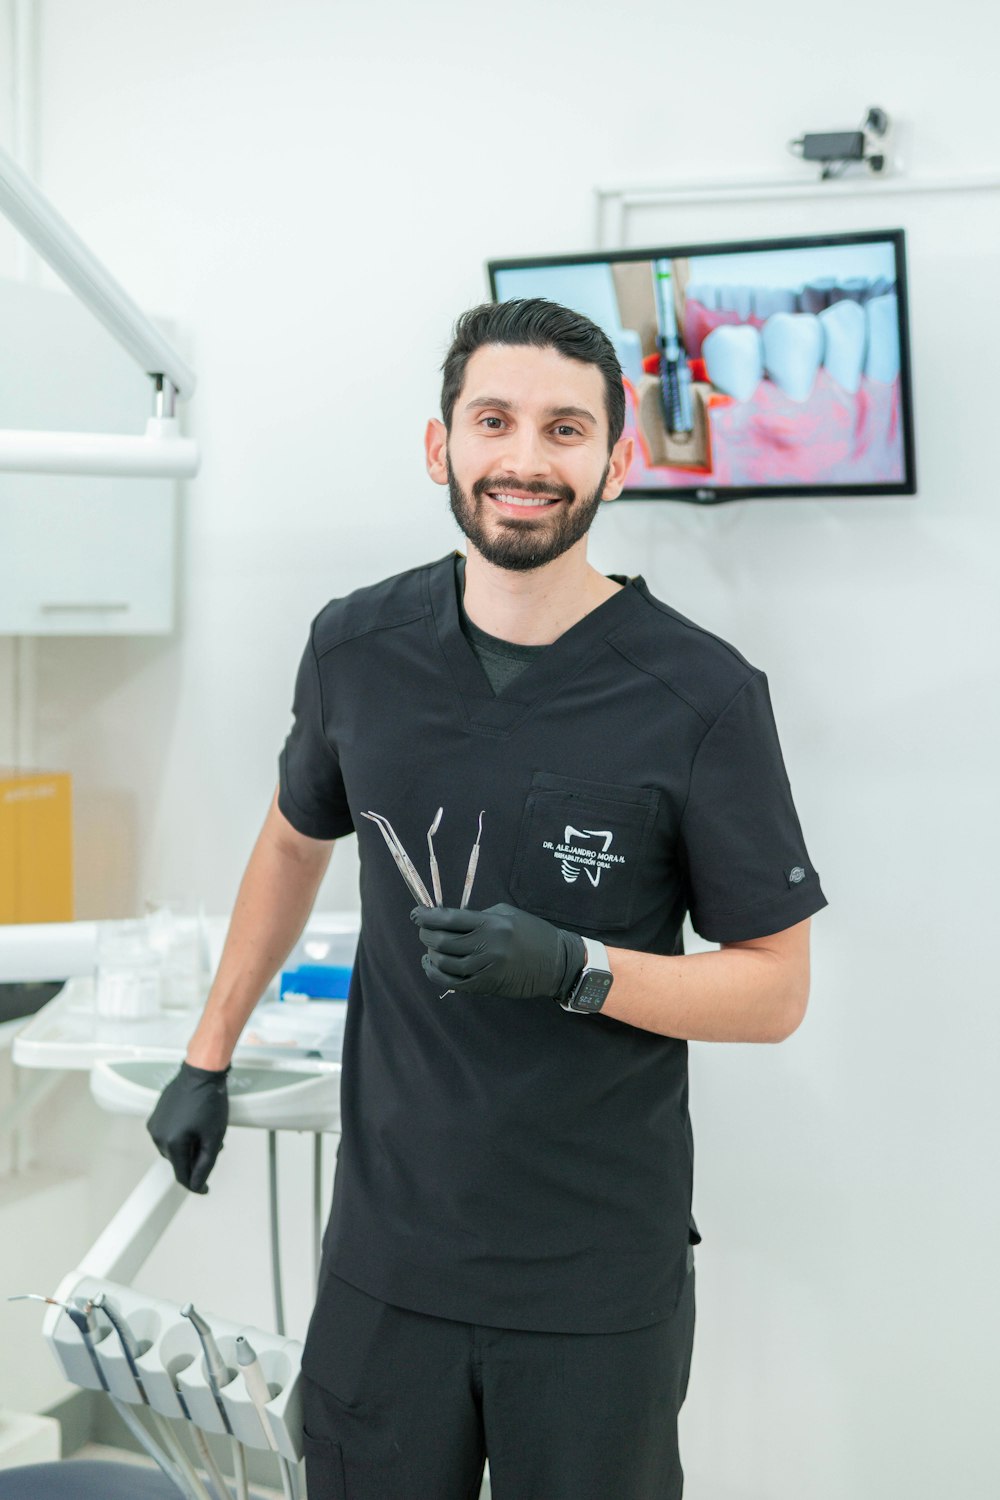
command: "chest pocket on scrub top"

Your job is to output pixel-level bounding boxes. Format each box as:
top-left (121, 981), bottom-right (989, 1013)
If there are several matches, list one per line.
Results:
top-left (509, 771), bottom-right (659, 931)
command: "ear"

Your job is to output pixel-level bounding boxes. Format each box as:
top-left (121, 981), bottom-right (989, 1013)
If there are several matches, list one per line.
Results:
top-left (600, 433), bottom-right (634, 502)
top-left (425, 418), bottom-right (449, 486)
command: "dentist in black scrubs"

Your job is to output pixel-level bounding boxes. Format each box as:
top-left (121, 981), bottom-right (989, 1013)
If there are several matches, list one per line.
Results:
top-left (149, 298), bottom-right (826, 1500)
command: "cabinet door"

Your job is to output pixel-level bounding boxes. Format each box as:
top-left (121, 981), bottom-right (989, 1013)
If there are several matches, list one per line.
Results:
top-left (0, 277), bottom-right (178, 635)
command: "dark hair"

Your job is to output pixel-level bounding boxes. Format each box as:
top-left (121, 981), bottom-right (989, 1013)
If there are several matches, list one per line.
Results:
top-left (441, 298), bottom-right (625, 450)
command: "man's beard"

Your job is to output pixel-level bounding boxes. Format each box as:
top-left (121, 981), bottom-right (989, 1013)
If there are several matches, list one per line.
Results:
top-left (447, 455), bottom-right (610, 573)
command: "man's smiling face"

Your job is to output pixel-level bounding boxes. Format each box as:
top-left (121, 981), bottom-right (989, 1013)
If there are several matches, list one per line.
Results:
top-left (428, 343), bottom-right (630, 572)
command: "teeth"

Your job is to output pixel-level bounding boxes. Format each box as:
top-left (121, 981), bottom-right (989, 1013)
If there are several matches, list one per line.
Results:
top-left (819, 300), bottom-right (867, 394)
top-left (717, 285), bottom-right (753, 319)
top-left (752, 287), bottom-right (798, 319)
top-left (831, 277), bottom-right (869, 305)
top-left (761, 312), bottom-right (823, 402)
top-left (686, 283), bottom-right (717, 310)
top-left (800, 277), bottom-right (837, 314)
top-left (491, 493), bottom-right (555, 507)
top-left (702, 325), bottom-right (764, 402)
top-left (864, 293), bottom-right (900, 382)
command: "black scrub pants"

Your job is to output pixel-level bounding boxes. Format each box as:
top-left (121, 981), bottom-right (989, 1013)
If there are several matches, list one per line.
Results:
top-left (301, 1259), bottom-right (695, 1500)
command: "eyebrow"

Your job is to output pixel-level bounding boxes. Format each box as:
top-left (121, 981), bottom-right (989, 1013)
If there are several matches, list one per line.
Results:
top-left (463, 396), bottom-right (598, 426)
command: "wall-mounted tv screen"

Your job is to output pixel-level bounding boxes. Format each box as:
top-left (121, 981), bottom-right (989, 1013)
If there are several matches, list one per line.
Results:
top-left (489, 230), bottom-right (916, 503)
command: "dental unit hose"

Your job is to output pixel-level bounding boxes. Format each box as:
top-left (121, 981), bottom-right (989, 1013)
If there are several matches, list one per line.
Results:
top-left (236, 1334), bottom-right (298, 1500)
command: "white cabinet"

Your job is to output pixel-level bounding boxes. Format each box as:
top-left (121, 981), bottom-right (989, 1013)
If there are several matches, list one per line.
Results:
top-left (0, 277), bottom-right (176, 635)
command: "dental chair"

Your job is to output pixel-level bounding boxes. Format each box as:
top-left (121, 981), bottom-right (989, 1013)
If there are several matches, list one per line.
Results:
top-left (0, 1459), bottom-right (275, 1497)
top-left (0, 1458), bottom-right (205, 1498)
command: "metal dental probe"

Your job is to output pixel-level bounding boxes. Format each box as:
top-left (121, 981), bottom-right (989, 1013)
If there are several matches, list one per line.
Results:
top-left (91, 1294), bottom-right (219, 1500)
top-left (361, 810), bottom-right (434, 906)
top-left (9, 1294), bottom-right (196, 1499)
top-left (440, 810), bottom-right (486, 997)
top-left (460, 810), bottom-right (485, 909)
top-left (427, 806), bottom-right (444, 905)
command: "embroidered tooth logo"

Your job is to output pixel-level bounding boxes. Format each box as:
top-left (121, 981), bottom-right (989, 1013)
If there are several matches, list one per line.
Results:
top-left (560, 826), bottom-right (614, 887)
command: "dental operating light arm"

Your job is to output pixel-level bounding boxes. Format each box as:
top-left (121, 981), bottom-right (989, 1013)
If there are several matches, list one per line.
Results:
top-left (0, 140), bottom-right (200, 477)
top-left (0, 142), bottom-right (194, 396)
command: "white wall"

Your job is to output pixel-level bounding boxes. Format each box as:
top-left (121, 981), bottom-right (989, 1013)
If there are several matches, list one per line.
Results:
top-left (0, 0), bottom-right (998, 1493)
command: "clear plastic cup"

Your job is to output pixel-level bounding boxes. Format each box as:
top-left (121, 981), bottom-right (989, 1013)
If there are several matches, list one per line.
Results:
top-left (145, 897), bottom-right (210, 1012)
top-left (95, 920), bottom-right (161, 1019)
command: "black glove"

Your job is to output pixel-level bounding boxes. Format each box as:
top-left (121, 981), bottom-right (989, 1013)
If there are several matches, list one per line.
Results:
top-left (411, 903), bottom-right (586, 1002)
top-left (147, 1061), bottom-right (230, 1194)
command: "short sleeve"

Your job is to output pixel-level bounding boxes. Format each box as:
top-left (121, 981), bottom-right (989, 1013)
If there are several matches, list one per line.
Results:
top-left (277, 620), bottom-right (355, 840)
top-left (680, 671), bottom-right (827, 943)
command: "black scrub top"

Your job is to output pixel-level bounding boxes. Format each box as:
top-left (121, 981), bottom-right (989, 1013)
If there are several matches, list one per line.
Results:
top-left (278, 554), bottom-right (827, 1335)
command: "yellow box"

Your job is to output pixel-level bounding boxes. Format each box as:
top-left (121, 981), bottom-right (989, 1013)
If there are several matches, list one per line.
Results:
top-left (0, 771), bottom-right (74, 923)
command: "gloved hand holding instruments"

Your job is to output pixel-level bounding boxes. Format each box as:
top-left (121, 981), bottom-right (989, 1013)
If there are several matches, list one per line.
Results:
top-left (412, 902), bottom-right (586, 1003)
top-left (369, 802), bottom-right (592, 1005)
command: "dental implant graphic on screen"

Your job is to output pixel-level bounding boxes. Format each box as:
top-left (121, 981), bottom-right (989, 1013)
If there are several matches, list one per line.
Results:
top-left (653, 259), bottom-right (694, 437)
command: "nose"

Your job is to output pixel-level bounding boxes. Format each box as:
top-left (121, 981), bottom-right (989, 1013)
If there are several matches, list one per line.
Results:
top-left (495, 424), bottom-right (553, 480)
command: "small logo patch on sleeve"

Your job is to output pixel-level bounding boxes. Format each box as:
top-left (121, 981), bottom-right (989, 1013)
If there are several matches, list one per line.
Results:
top-left (786, 865), bottom-right (806, 887)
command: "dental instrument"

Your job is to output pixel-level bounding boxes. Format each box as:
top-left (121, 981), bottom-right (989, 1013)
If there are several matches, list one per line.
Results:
top-left (236, 1336), bottom-right (298, 1500)
top-left (182, 1303), bottom-right (249, 1500)
top-left (235, 1336), bottom-right (278, 1450)
top-left (427, 807), bottom-right (444, 906)
top-left (460, 811), bottom-right (485, 910)
top-left (91, 1293), bottom-right (218, 1500)
top-left (181, 1303), bottom-right (234, 1425)
top-left (9, 1294), bottom-right (198, 1500)
top-left (361, 811), bottom-right (434, 907)
top-left (653, 260), bottom-right (694, 437)
top-left (436, 809), bottom-right (486, 997)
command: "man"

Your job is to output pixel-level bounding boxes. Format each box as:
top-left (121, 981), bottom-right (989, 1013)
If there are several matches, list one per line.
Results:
top-left (149, 298), bottom-right (827, 1499)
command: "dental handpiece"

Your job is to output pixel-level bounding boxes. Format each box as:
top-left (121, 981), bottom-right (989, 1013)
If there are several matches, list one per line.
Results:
top-left (235, 1335), bottom-right (278, 1450)
top-left (91, 1292), bottom-right (146, 1396)
top-left (8, 1294), bottom-right (110, 1392)
top-left (181, 1302), bottom-right (234, 1433)
top-left (10, 1293), bottom-right (205, 1500)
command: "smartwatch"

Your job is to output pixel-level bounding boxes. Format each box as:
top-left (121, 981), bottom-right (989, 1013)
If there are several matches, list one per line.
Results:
top-left (559, 936), bottom-right (614, 1014)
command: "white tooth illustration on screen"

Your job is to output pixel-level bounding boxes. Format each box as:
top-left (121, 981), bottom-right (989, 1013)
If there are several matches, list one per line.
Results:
top-left (686, 283), bottom-right (717, 310)
top-left (702, 325), bottom-right (764, 402)
top-left (762, 313), bottom-right (823, 401)
top-left (868, 277), bottom-right (893, 300)
top-left (717, 285), bottom-right (753, 319)
top-left (800, 277), bottom-right (837, 314)
top-left (831, 277), bottom-right (869, 305)
top-left (865, 294), bottom-right (900, 382)
top-left (752, 287), bottom-right (797, 319)
top-left (819, 300), bottom-right (867, 394)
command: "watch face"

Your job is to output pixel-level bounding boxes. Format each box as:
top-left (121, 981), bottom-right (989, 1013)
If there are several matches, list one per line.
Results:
top-left (572, 972), bottom-right (613, 1012)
